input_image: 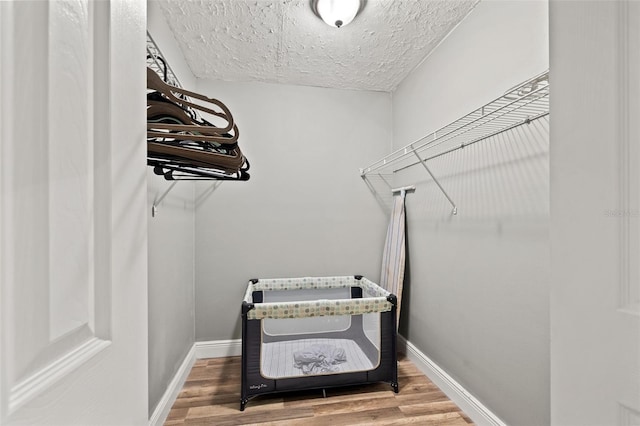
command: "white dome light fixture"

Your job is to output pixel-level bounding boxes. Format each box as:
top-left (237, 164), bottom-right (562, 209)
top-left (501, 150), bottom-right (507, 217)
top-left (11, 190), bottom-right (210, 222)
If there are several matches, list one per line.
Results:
top-left (312, 0), bottom-right (364, 28)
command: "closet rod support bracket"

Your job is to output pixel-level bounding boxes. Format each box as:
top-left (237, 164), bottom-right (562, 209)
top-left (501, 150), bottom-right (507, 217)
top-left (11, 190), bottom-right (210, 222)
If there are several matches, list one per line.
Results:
top-left (411, 149), bottom-right (458, 215)
top-left (152, 181), bottom-right (178, 217)
top-left (391, 185), bottom-right (416, 198)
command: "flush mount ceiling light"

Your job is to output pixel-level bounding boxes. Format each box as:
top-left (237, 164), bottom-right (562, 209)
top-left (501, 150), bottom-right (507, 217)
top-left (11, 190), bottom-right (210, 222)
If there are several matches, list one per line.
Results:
top-left (312, 0), bottom-right (364, 28)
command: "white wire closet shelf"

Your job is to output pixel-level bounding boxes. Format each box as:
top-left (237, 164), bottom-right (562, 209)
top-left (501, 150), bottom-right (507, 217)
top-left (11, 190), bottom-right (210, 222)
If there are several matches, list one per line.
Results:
top-left (147, 32), bottom-right (182, 89)
top-left (359, 71), bottom-right (549, 178)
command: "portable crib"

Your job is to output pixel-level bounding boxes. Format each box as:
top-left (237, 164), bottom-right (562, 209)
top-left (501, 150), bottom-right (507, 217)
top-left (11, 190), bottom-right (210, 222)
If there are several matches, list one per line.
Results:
top-left (240, 275), bottom-right (398, 411)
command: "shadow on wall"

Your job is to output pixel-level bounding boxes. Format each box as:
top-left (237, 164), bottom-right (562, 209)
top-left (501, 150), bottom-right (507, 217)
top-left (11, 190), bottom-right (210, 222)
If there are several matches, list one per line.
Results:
top-left (362, 173), bottom-right (395, 216)
top-left (375, 117), bottom-right (549, 338)
top-left (398, 210), bottom-right (412, 338)
top-left (195, 181), bottom-right (224, 208)
top-left (366, 116), bottom-right (550, 223)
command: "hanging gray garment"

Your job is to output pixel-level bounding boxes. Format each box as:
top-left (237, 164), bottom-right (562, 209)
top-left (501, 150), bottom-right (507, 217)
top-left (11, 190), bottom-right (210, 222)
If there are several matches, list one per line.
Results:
top-left (380, 192), bottom-right (406, 327)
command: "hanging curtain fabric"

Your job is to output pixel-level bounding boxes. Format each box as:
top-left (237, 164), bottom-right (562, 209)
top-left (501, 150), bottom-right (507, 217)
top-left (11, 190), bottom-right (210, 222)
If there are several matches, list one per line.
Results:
top-left (380, 191), bottom-right (407, 327)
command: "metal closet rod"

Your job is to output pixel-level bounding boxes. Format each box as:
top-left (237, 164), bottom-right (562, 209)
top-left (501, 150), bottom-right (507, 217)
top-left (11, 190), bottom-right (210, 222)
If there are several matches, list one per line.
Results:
top-left (399, 91), bottom-right (549, 166)
top-left (359, 71), bottom-right (549, 216)
top-left (394, 110), bottom-right (549, 174)
top-left (359, 70), bottom-right (549, 177)
top-left (385, 108), bottom-right (548, 216)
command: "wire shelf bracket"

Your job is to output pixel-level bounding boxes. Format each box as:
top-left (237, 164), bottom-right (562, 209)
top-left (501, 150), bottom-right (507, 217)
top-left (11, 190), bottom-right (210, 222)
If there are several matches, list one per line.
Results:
top-left (151, 181), bottom-right (177, 217)
top-left (146, 31), bottom-right (182, 90)
top-left (412, 148), bottom-right (457, 215)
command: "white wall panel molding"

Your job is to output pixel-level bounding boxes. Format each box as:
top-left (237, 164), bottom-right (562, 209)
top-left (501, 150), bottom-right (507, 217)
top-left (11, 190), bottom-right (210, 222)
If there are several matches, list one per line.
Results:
top-left (0, 1), bottom-right (12, 421)
top-left (0, 1), bottom-right (114, 418)
top-left (8, 338), bottom-right (110, 414)
top-left (550, 1), bottom-right (640, 423)
top-left (0, 0), bottom-right (147, 423)
top-left (615, 2), bottom-right (640, 423)
top-left (617, 0), bottom-right (640, 316)
top-left (619, 403), bottom-right (640, 426)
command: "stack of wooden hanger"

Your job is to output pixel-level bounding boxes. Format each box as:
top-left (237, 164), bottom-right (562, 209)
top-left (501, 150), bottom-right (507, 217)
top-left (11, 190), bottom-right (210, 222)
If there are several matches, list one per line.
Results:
top-left (146, 66), bottom-right (250, 181)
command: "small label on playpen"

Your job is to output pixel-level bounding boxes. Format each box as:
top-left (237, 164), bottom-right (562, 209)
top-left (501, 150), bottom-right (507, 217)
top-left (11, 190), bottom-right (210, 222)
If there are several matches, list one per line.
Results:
top-left (249, 383), bottom-right (268, 390)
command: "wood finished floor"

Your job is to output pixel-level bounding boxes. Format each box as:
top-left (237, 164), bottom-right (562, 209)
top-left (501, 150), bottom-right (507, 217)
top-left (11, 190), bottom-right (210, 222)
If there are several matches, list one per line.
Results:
top-left (165, 354), bottom-right (474, 425)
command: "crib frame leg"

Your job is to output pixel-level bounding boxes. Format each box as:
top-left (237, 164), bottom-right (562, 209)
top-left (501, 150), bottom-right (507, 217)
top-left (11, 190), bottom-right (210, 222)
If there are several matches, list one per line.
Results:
top-left (240, 398), bottom-right (248, 411)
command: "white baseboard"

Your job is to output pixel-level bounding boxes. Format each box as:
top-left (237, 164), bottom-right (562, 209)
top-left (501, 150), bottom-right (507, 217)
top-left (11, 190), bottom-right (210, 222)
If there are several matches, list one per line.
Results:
top-left (194, 339), bottom-right (242, 359)
top-left (398, 335), bottom-right (507, 426)
top-left (149, 345), bottom-right (196, 426)
top-left (148, 340), bottom-right (240, 426)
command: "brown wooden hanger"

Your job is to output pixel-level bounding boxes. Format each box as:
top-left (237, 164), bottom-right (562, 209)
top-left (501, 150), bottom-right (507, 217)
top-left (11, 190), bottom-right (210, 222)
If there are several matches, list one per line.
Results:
top-left (147, 101), bottom-right (240, 144)
top-left (147, 124), bottom-right (239, 144)
top-left (147, 67), bottom-right (235, 134)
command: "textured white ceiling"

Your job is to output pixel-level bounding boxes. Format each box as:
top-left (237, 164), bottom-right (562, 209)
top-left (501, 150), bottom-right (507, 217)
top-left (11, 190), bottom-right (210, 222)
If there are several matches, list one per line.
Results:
top-left (157, 0), bottom-right (479, 92)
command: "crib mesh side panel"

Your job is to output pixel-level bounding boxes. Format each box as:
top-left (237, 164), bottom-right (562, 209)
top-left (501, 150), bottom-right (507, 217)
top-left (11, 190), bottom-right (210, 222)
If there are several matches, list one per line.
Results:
top-left (262, 287), bottom-right (352, 336)
top-left (258, 287), bottom-right (382, 379)
top-left (366, 310), bottom-right (397, 384)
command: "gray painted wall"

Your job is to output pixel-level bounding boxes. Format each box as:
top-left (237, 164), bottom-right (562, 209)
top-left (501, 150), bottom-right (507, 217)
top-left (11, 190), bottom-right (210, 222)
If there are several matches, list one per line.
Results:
top-left (147, 2), bottom-right (196, 417)
top-left (194, 80), bottom-right (392, 341)
top-left (391, 2), bottom-right (550, 425)
top-left (148, 2), bottom-right (555, 423)
top-left (147, 172), bottom-right (195, 418)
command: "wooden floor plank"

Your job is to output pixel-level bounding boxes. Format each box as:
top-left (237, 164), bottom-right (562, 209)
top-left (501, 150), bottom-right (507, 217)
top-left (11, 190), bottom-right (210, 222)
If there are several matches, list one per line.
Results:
top-left (379, 412), bottom-right (471, 426)
top-left (283, 388), bottom-right (393, 409)
top-left (184, 406), bottom-right (314, 426)
top-left (399, 400), bottom-right (463, 416)
top-left (164, 354), bottom-right (474, 425)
